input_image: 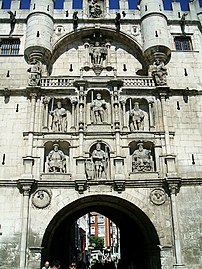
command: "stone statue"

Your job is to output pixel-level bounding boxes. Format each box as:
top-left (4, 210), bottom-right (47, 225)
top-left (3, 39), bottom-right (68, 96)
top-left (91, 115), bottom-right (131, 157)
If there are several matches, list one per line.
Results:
top-left (8, 10), bottom-right (16, 35)
top-left (85, 157), bottom-right (95, 180)
top-left (115, 12), bottom-right (121, 31)
top-left (50, 101), bottom-right (67, 132)
top-left (27, 60), bottom-right (42, 86)
top-left (48, 144), bottom-right (66, 173)
top-left (73, 11), bottom-right (78, 30)
top-left (129, 102), bottom-right (144, 131)
top-left (132, 143), bottom-right (153, 172)
top-left (151, 59), bottom-right (167, 86)
top-left (90, 93), bottom-right (107, 124)
top-left (92, 143), bottom-right (108, 179)
top-left (90, 42), bottom-right (107, 65)
top-left (89, 0), bottom-right (102, 18)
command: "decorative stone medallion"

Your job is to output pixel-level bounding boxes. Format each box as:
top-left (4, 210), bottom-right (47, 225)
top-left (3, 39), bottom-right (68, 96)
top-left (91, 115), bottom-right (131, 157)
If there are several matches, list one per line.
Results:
top-left (150, 188), bottom-right (167, 205)
top-left (32, 189), bottom-right (52, 209)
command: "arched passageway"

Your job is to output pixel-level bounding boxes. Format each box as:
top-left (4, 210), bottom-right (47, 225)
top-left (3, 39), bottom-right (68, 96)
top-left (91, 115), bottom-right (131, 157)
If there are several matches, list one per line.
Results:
top-left (41, 195), bottom-right (161, 269)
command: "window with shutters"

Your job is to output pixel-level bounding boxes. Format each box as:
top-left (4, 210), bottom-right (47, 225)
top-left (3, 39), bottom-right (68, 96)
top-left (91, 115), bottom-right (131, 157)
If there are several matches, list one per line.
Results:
top-left (174, 36), bottom-right (192, 51)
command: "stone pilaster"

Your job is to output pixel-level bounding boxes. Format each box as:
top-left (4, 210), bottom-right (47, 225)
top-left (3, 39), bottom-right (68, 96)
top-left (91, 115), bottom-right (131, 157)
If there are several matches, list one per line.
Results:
top-left (17, 179), bottom-right (36, 269)
top-left (166, 179), bottom-right (185, 268)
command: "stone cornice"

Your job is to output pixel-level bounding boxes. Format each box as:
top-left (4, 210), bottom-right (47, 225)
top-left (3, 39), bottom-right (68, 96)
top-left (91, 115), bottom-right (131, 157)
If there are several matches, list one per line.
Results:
top-left (0, 178), bottom-right (201, 189)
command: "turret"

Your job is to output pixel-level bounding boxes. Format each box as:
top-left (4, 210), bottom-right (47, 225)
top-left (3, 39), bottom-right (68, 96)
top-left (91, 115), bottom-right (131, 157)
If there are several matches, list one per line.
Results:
top-left (139, 0), bottom-right (171, 65)
top-left (24, 0), bottom-right (55, 64)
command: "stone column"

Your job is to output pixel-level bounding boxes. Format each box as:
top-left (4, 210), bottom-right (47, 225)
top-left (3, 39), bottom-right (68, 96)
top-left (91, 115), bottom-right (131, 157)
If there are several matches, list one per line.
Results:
top-left (106, 42), bottom-right (111, 67)
top-left (148, 100), bottom-right (154, 129)
top-left (160, 92), bottom-right (171, 155)
top-left (18, 179), bottom-right (35, 269)
top-left (105, 0), bottom-right (110, 17)
top-left (74, 80), bottom-right (87, 156)
top-left (70, 97), bottom-right (77, 130)
top-left (84, 42), bottom-right (90, 69)
top-left (120, 97), bottom-right (128, 131)
top-left (42, 96), bottom-right (50, 131)
top-left (160, 90), bottom-right (178, 177)
top-left (82, 0), bottom-right (88, 18)
top-left (28, 92), bottom-right (38, 156)
top-left (167, 180), bottom-right (185, 269)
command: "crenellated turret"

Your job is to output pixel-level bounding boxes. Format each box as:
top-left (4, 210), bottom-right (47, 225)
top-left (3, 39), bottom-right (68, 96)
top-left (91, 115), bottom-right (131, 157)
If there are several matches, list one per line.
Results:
top-left (24, 0), bottom-right (55, 64)
top-left (139, 0), bottom-right (171, 65)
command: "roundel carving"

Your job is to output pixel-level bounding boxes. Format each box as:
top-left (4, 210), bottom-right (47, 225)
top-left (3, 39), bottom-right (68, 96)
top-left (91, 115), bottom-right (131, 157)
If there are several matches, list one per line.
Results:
top-left (32, 189), bottom-right (52, 209)
top-left (150, 188), bottom-right (167, 205)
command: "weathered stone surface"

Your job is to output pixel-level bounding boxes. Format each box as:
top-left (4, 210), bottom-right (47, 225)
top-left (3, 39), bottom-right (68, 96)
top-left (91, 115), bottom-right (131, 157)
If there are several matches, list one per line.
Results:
top-left (0, 1), bottom-right (202, 269)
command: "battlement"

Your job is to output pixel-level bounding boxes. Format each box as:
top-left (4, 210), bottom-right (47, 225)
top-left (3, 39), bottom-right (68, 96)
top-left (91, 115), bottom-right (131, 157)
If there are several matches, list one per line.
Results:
top-left (0, 0), bottom-right (201, 22)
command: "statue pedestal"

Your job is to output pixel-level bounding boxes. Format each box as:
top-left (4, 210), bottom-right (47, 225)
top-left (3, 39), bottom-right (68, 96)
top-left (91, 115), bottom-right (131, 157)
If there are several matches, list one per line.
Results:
top-left (40, 173), bottom-right (71, 181)
top-left (87, 123), bottom-right (111, 132)
top-left (129, 172), bottom-right (159, 180)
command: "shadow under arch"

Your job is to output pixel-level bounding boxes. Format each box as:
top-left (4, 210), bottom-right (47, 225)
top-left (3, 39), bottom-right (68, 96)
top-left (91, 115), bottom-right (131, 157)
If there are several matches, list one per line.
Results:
top-left (50, 26), bottom-right (148, 74)
top-left (41, 194), bottom-right (161, 269)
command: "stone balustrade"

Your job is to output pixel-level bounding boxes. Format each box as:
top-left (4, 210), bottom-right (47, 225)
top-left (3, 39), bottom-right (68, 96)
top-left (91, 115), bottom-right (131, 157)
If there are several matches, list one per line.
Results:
top-left (40, 76), bottom-right (155, 88)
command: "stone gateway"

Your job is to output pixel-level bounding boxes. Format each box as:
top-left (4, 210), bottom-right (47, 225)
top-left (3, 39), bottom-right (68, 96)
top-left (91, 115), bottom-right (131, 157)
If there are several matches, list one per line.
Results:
top-left (0, 1), bottom-right (202, 269)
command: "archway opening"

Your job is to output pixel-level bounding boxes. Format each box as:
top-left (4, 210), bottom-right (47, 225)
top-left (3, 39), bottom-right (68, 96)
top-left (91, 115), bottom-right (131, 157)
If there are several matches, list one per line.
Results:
top-left (41, 195), bottom-right (161, 269)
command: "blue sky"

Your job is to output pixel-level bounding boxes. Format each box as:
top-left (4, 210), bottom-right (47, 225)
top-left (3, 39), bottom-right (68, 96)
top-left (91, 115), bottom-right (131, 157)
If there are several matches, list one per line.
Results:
top-left (1, 0), bottom-right (202, 10)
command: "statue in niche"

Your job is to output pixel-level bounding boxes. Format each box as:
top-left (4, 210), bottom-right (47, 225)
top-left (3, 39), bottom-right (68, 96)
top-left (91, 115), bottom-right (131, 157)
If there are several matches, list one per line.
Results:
top-left (50, 100), bottom-right (67, 132)
top-left (91, 143), bottom-right (108, 179)
top-left (129, 102), bottom-right (145, 131)
top-left (85, 157), bottom-right (95, 180)
top-left (27, 60), bottom-right (42, 86)
top-left (151, 59), bottom-right (167, 86)
top-left (89, 0), bottom-right (102, 18)
top-left (48, 144), bottom-right (66, 173)
top-left (90, 42), bottom-right (107, 65)
top-left (90, 93), bottom-right (107, 124)
top-left (132, 143), bottom-right (153, 172)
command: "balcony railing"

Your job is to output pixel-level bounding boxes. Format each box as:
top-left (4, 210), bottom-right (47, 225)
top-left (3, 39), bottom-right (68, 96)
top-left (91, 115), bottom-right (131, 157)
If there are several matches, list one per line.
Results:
top-left (40, 76), bottom-right (155, 88)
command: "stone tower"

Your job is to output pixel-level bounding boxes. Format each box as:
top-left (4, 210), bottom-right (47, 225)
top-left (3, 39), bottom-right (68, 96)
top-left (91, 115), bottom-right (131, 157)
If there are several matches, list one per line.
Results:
top-left (139, 0), bottom-right (171, 64)
top-left (24, 0), bottom-right (55, 64)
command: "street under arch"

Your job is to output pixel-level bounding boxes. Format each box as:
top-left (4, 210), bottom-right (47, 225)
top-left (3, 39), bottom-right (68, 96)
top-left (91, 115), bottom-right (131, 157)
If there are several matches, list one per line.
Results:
top-left (41, 195), bottom-right (161, 269)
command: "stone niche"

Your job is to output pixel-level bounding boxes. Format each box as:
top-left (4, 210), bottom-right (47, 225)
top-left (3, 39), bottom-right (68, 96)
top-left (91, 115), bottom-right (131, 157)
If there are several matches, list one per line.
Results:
top-left (42, 97), bottom-right (72, 132)
top-left (86, 89), bottom-right (111, 131)
top-left (41, 141), bottom-right (71, 180)
top-left (125, 98), bottom-right (150, 132)
top-left (85, 141), bottom-right (110, 180)
top-left (128, 140), bottom-right (158, 180)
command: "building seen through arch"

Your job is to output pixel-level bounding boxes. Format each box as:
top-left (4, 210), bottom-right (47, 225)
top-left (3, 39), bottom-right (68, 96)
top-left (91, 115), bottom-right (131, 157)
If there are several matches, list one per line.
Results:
top-left (0, 1), bottom-right (202, 269)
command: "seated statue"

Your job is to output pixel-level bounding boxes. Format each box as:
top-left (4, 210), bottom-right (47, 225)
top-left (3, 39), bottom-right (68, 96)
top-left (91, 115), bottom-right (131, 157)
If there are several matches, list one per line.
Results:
top-left (48, 144), bottom-right (66, 173)
top-left (132, 143), bottom-right (153, 172)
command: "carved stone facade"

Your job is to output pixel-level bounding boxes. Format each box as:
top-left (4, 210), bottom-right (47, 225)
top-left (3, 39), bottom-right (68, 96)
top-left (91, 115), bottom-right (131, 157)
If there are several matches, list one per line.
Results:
top-left (0, 1), bottom-right (202, 269)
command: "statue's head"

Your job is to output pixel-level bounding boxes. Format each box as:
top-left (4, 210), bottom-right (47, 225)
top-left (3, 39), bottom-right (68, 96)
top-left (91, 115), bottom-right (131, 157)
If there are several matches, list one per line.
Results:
top-left (96, 143), bottom-right (101, 150)
top-left (53, 143), bottom-right (59, 151)
top-left (134, 102), bottom-right (139, 109)
top-left (56, 101), bottom-right (62, 108)
top-left (96, 93), bottom-right (102, 99)
top-left (137, 142), bottom-right (143, 151)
